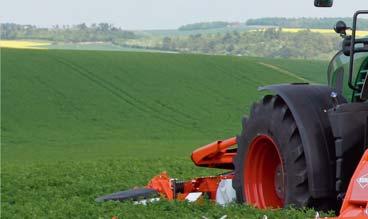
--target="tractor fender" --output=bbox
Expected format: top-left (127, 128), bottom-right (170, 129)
top-left (260, 84), bottom-right (347, 198)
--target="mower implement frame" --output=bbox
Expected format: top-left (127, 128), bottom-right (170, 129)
top-left (143, 171), bottom-right (234, 202)
top-left (191, 137), bottom-right (237, 169)
top-left (146, 138), bottom-right (238, 201)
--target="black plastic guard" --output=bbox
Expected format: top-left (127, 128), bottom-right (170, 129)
top-left (260, 84), bottom-right (346, 198)
top-left (328, 102), bottom-right (368, 195)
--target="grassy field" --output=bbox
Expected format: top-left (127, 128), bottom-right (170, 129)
top-left (45, 42), bottom-right (136, 51)
top-left (1, 48), bottom-right (330, 218)
top-left (0, 40), bottom-right (169, 53)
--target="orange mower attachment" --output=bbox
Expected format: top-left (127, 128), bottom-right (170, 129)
top-left (96, 137), bottom-right (238, 204)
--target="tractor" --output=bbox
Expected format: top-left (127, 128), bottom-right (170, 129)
top-left (232, 1), bottom-right (368, 212)
top-left (98, 0), bottom-right (368, 217)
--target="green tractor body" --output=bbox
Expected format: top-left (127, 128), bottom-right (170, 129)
top-left (328, 44), bottom-right (368, 101)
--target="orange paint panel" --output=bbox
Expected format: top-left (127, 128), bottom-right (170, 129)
top-left (351, 164), bottom-right (368, 203)
top-left (335, 150), bottom-right (368, 219)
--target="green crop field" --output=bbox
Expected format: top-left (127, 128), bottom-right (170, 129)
top-left (1, 48), bottom-right (332, 218)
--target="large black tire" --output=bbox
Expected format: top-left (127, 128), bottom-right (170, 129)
top-left (232, 95), bottom-right (335, 211)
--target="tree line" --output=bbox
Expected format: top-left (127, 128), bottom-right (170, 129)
top-left (135, 28), bottom-right (342, 59)
top-left (0, 23), bottom-right (136, 43)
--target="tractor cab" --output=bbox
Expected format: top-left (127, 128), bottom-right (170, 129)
top-left (321, 5), bottom-right (368, 101)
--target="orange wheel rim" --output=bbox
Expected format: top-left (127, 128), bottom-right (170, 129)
top-left (243, 134), bottom-right (285, 208)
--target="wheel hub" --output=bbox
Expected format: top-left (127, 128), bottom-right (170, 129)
top-left (274, 164), bottom-right (285, 200)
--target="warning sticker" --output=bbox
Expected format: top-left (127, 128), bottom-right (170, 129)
top-left (357, 173), bottom-right (368, 189)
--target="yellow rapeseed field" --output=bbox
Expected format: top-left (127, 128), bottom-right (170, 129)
top-left (0, 40), bottom-right (50, 49)
top-left (282, 28), bottom-right (368, 37)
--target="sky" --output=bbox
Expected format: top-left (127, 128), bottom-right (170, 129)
top-left (1, 0), bottom-right (366, 30)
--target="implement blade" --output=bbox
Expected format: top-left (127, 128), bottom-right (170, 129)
top-left (95, 188), bottom-right (158, 202)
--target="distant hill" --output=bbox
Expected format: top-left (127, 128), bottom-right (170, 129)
top-left (246, 17), bottom-right (368, 30)
top-left (178, 18), bottom-right (368, 32)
